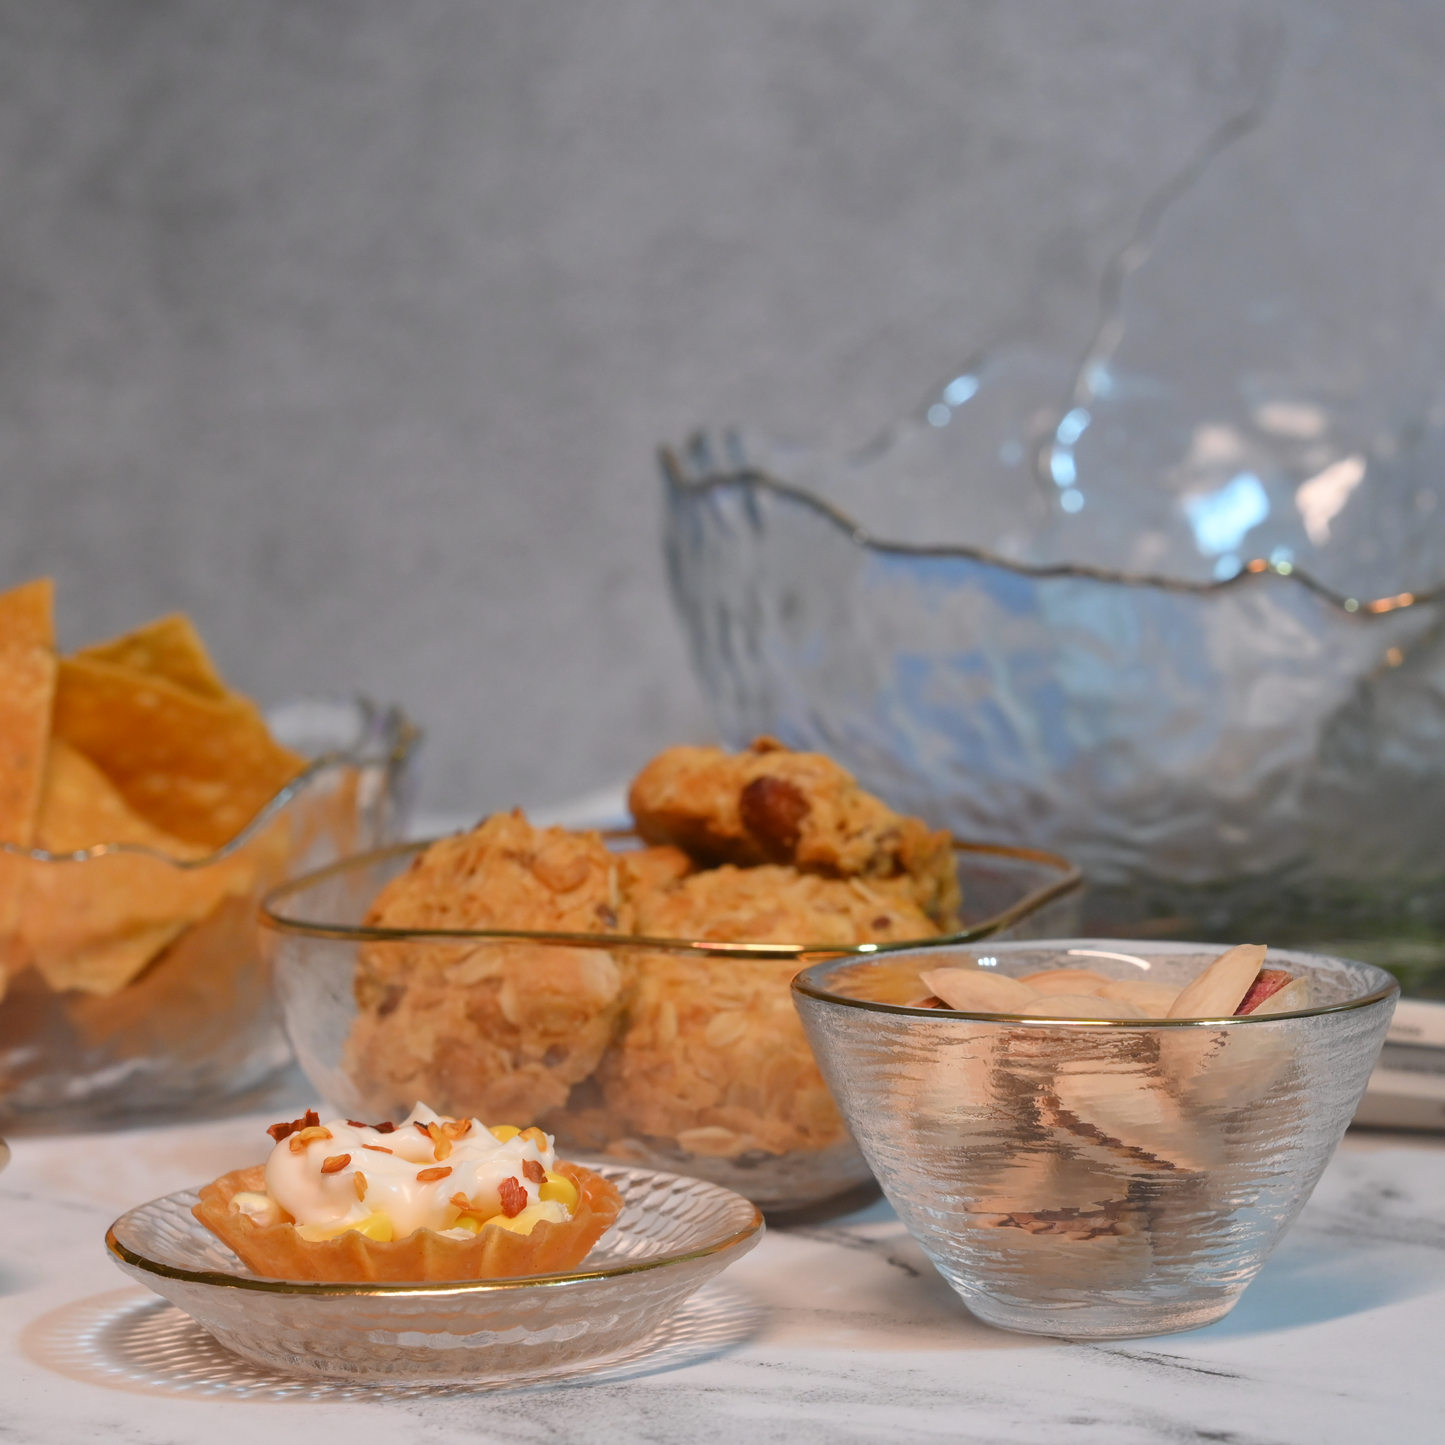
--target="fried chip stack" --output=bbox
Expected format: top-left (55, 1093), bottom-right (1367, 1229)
top-left (0, 579), bottom-right (306, 1000)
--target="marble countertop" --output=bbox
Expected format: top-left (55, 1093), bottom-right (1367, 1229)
top-left (3, 1100), bottom-right (1444, 1445)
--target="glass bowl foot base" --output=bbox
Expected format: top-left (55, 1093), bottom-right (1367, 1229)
top-left (960, 1288), bottom-right (1241, 1340)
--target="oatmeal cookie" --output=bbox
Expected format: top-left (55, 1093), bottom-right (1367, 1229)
top-left (629, 863), bottom-right (939, 946)
top-left (627, 739), bottom-right (960, 927)
top-left (349, 811), bottom-right (632, 1121)
top-left (594, 952), bottom-right (850, 1159)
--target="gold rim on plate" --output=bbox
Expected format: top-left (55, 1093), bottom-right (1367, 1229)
top-left (107, 1174), bottom-right (764, 1299)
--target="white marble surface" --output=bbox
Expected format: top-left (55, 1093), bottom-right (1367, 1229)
top-left (3, 1108), bottom-right (1444, 1444)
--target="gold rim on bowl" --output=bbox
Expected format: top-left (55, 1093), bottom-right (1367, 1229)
top-left (791, 941), bottom-right (1400, 1027)
top-left (259, 832), bottom-right (1083, 960)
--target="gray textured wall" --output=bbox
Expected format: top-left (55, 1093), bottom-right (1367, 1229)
top-left (0, 0), bottom-right (1241, 816)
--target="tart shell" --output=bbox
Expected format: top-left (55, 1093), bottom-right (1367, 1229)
top-left (192, 1160), bottom-right (623, 1283)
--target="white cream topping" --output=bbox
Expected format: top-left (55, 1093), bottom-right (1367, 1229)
top-left (257, 1103), bottom-right (566, 1240)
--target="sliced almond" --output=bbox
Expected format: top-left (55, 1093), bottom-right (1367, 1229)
top-left (288, 1125), bottom-right (333, 1154)
top-left (1165, 944), bottom-right (1267, 1020)
top-left (920, 967), bottom-right (1039, 1014)
top-left (1020, 994), bottom-right (1147, 1020)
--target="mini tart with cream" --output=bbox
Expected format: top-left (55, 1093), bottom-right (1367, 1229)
top-left (193, 1104), bottom-right (623, 1282)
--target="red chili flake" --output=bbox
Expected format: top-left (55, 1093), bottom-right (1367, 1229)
top-left (266, 1108), bottom-right (321, 1143)
top-left (374, 1121), bottom-right (396, 1134)
top-left (416, 1166), bottom-right (453, 1183)
top-left (320, 1154), bottom-right (351, 1174)
top-left (362, 1144), bottom-right (394, 1154)
top-left (345, 1120), bottom-right (369, 1129)
top-left (498, 1176), bottom-right (527, 1218)
top-left (1237, 969), bottom-right (1294, 1015)
top-left (521, 1158), bottom-right (546, 1185)
top-left (414, 1121), bottom-right (433, 1139)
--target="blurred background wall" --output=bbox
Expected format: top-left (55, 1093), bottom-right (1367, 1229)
top-left (0, 0), bottom-right (1246, 817)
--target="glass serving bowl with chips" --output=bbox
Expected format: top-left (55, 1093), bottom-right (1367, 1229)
top-left (0, 686), bottom-right (418, 1135)
top-left (261, 834), bottom-right (1080, 1212)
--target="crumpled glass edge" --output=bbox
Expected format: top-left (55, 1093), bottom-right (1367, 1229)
top-left (660, 443), bottom-right (1438, 619)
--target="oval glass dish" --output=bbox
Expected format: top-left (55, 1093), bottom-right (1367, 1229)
top-left (793, 939), bottom-right (1397, 1338)
top-left (0, 698), bottom-right (418, 1133)
top-left (261, 835), bottom-right (1080, 1213)
top-left (106, 1163), bottom-right (763, 1385)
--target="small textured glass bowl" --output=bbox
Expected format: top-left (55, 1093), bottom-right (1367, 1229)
top-left (793, 939), bottom-right (1397, 1338)
top-left (105, 1164), bottom-right (762, 1384)
top-left (261, 836), bottom-right (1080, 1212)
top-left (0, 698), bottom-right (418, 1134)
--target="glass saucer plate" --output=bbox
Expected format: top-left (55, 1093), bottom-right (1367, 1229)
top-left (105, 1163), bottom-right (763, 1385)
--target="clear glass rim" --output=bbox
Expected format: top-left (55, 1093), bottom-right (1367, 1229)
top-left (258, 833), bottom-right (1083, 960)
top-left (791, 939), bottom-right (1400, 1027)
top-left (0, 698), bottom-right (419, 872)
top-left (105, 1173), bottom-right (764, 1298)
top-left (662, 448), bottom-right (1438, 619)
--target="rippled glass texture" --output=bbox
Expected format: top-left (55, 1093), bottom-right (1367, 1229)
top-left (263, 838), bottom-right (1080, 1212)
top-left (106, 1165), bottom-right (762, 1384)
top-left (664, 2), bottom-right (1445, 935)
top-left (0, 699), bottom-right (418, 1133)
top-left (666, 462), bottom-right (1445, 933)
top-left (794, 941), bottom-right (1395, 1338)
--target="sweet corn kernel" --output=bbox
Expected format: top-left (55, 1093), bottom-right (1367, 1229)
top-left (483, 1201), bottom-right (568, 1236)
top-left (450, 1214), bottom-right (485, 1235)
top-left (539, 1171), bottom-right (579, 1209)
top-left (296, 1210), bottom-right (394, 1243)
top-left (352, 1211), bottom-right (395, 1242)
top-left (489, 1125), bottom-right (521, 1142)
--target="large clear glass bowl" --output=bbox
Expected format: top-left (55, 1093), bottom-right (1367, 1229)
top-left (662, 5), bottom-right (1445, 952)
top-left (0, 698), bottom-right (418, 1133)
top-left (793, 939), bottom-right (1396, 1338)
top-left (665, 456), bottom-right (1445, 949)
top-left (261, 835), bottom-right (1080, 1212)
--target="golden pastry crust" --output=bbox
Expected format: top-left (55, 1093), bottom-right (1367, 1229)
top-left (630, 864), bottom-right (939, 946)
top-left (193, 1161), bottom-right (623, 1283)
top-left (627, 739), bottom-right (960, 927)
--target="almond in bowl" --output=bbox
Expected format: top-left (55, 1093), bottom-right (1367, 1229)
top-left (791, 939), bottom-right (1398, 1338)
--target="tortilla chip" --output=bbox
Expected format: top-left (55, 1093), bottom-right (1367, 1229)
top-left (72, 612), bottom-right (230, 701)
top-left (16, 743), bottom-right (283, 995)
top-left (32, 920), bottom-right (193, 997)
top-left (34, 738), bottom-right (208, 856)
top-left (0, 576), bottom-right (55, 650)
top-left (0, 578), bottom-right (57, 846)
top-left (52, 655), bottom-right (306, 848)
top-left (0, 579), bottom-right (58, 995)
